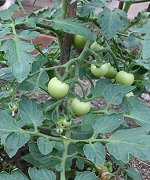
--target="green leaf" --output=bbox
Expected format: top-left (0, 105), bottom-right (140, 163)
top-left (5, 132), bottom-right (30, 149)
top-left (98, 8), bottom-right (128, 39)
top-left (126, 167), bottom-right (142, 180)
top-left (93, 114), bottom-right (123, 134)
top-left (135, 58), bottom-right (150, 70)
top-left (91, 79), bottom-right (112, 98)
top-left (37, 137), bottom-right (55, 155)
top-left (42, 99), bottom-right (63, 112)
top-left (19, 30), bottom-right (40, 40)
top-left (0, 4), bottom-right (19, 20)
top-left (121, 97), bottom-right (150, 126)
top-left (107, 127), bottom-right (150, 163)
top-left (0, 67), bottom-right (15, 81)
top-left (80, 113), bottom-right (98, 132)
top-left (28, 168), bottom-right (56, 180)
top-left (79, 0), bottom-right (107, 16)
top-left (51, 18), bottom-right (96, 41)
top-left (75, 171), bottom-right (98, 180)
top-left (19, 96), bottom-right (44, 128)
top-left (0, 91), bottom-right (9, 99)
top-left (0, 27), bottom-right (11, 38)
top-left (0, 39), bottom-right (35, 82)
top-left (0, 110), bottom-right (24, 135)
top-left (104, 84), bottom-right (135, 105)
top-left (0, 169), bottom-right (28, 180)
top-left (142, 33), bottom-right (150, 60)
top-left (83, 142), bottom-right (106, 165)
top-left (17, 61), bottom-right (49, 92)
top-left (76, 159), bottom-right (84, 170)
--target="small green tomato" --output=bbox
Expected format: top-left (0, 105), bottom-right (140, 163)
top-left (91, 63), bottom-right (109, 77)
top-left (71, 98), bottom-right (91, 116)
top-left (48, 77), bottom-right (69, 99)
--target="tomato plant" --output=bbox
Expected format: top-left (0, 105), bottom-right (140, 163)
top-left (0, 0), bottom-right (150, 180)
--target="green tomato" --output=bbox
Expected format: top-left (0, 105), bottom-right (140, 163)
top-left (115, 71), bottom-right (134, 85)
top-left (58, 119), bottom-right (72, 127)
top-left (91, 63), bottom-right (109, 77)
top-left (48, 77), bottom-right (69, 99)
top-left (9, 103), bottom-right (18, 111)
top-left (104, 65), bottom-right (117, 79)
top-left (73, 35), bottom-right (87, 48)
top-left (90, 42), bottom-right (102, 52)
top-left (71, 98), bottom-right (91, 116)
top-left (56, 127), bottom-right (63, 134)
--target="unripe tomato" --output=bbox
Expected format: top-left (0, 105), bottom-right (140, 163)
top-left (9, 103), bottom-right (18, 111)
top-left (73, 35), bottom-right (87, 48)
top-left (91, 63), bottom-right (109, 77)
top-left (115, 71), bottom-right (134, 85)
top-left (104, 65), bottom-right (117, 79)
top-left (71, 98), bottom-right (91, 116)
top-left (58, 119), bottom-right (72, 127)
top-left (48, 77), bottom-right (69, 99)
top-left (56, 127), bottom-right (63, 134)
top-left (90, 42), bottom-right (102, 52)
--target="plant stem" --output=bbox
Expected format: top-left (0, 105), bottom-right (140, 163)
top-left (123, 3), bottom-right (131, 13)
top-left (60, 133), bottom-right (70, 180)
top-left (61, 0), bottom-right (67, 20)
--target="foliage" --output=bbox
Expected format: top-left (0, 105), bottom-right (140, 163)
top-left (0, 0), bottom-right (150, 179)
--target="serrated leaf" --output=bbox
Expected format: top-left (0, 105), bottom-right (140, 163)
top-left (135, 58), bottom-right (150, 70)
top-left (0, 39), bottom-right (35, 83)
top-left (83, 142), bottom-right (106, 165)
top-left (19, 96), bottom-right (44, 128)
top-left (98, 8), bottom-right (128, 39)
top-left (75, 171), bottom-right (98, 180)
top-left (126, 167), bottom-right (142, 180)
top-left (107, 127), bottom-right (150, 163)
top-left (37, 137), bottom-right (55, 155)
top-left (5, 132), bottom-right (30, 149)
top-left (19, 30), bottom-right (40, 40)
top-left (0, 67), bottom-right (15, 81)
top-left (93, 114), bottom-right (123, 134)
top-left (0, 4), bottom-right (19, 20)
top-left (0, 110), bottom-right (24, 135)
top-left (91, 79), bottom-right (112, 98)
top-left (121, 96), bottom-right (150, 126)
top-left (42, 99), bottom-right (63, 112)
top-left (79, 0), bottom-right (108, 16)
top-left (51, 18), bottom-right (96, 41)
top-left (0, 169), bottom-right (29, 180)
top-left (0, 27), bottom-right (11, 38)
top-left (104, 84), bottom-right (135, 105)
top-left (0, 91), bottom-right (9, 98)
top-left (80, 113), bottom-right (98, 132)
top-left (28, 168), bottom-right (56, 180)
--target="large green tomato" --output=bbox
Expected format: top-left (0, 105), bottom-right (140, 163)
top-left (104, 65), bottom-right (117, 79)
top-left (48, 77), bottom-right (69, 98)
top-left (115, 71), bottom-right (134, 85)
top-left (71, 98), bottom-right (91, 116)
top-left (90, 42), bottom-right (102, 52)
top-left (73, 35), bottom-right (87, 48)
top-left (91, 63), bottom-right (109, 77)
